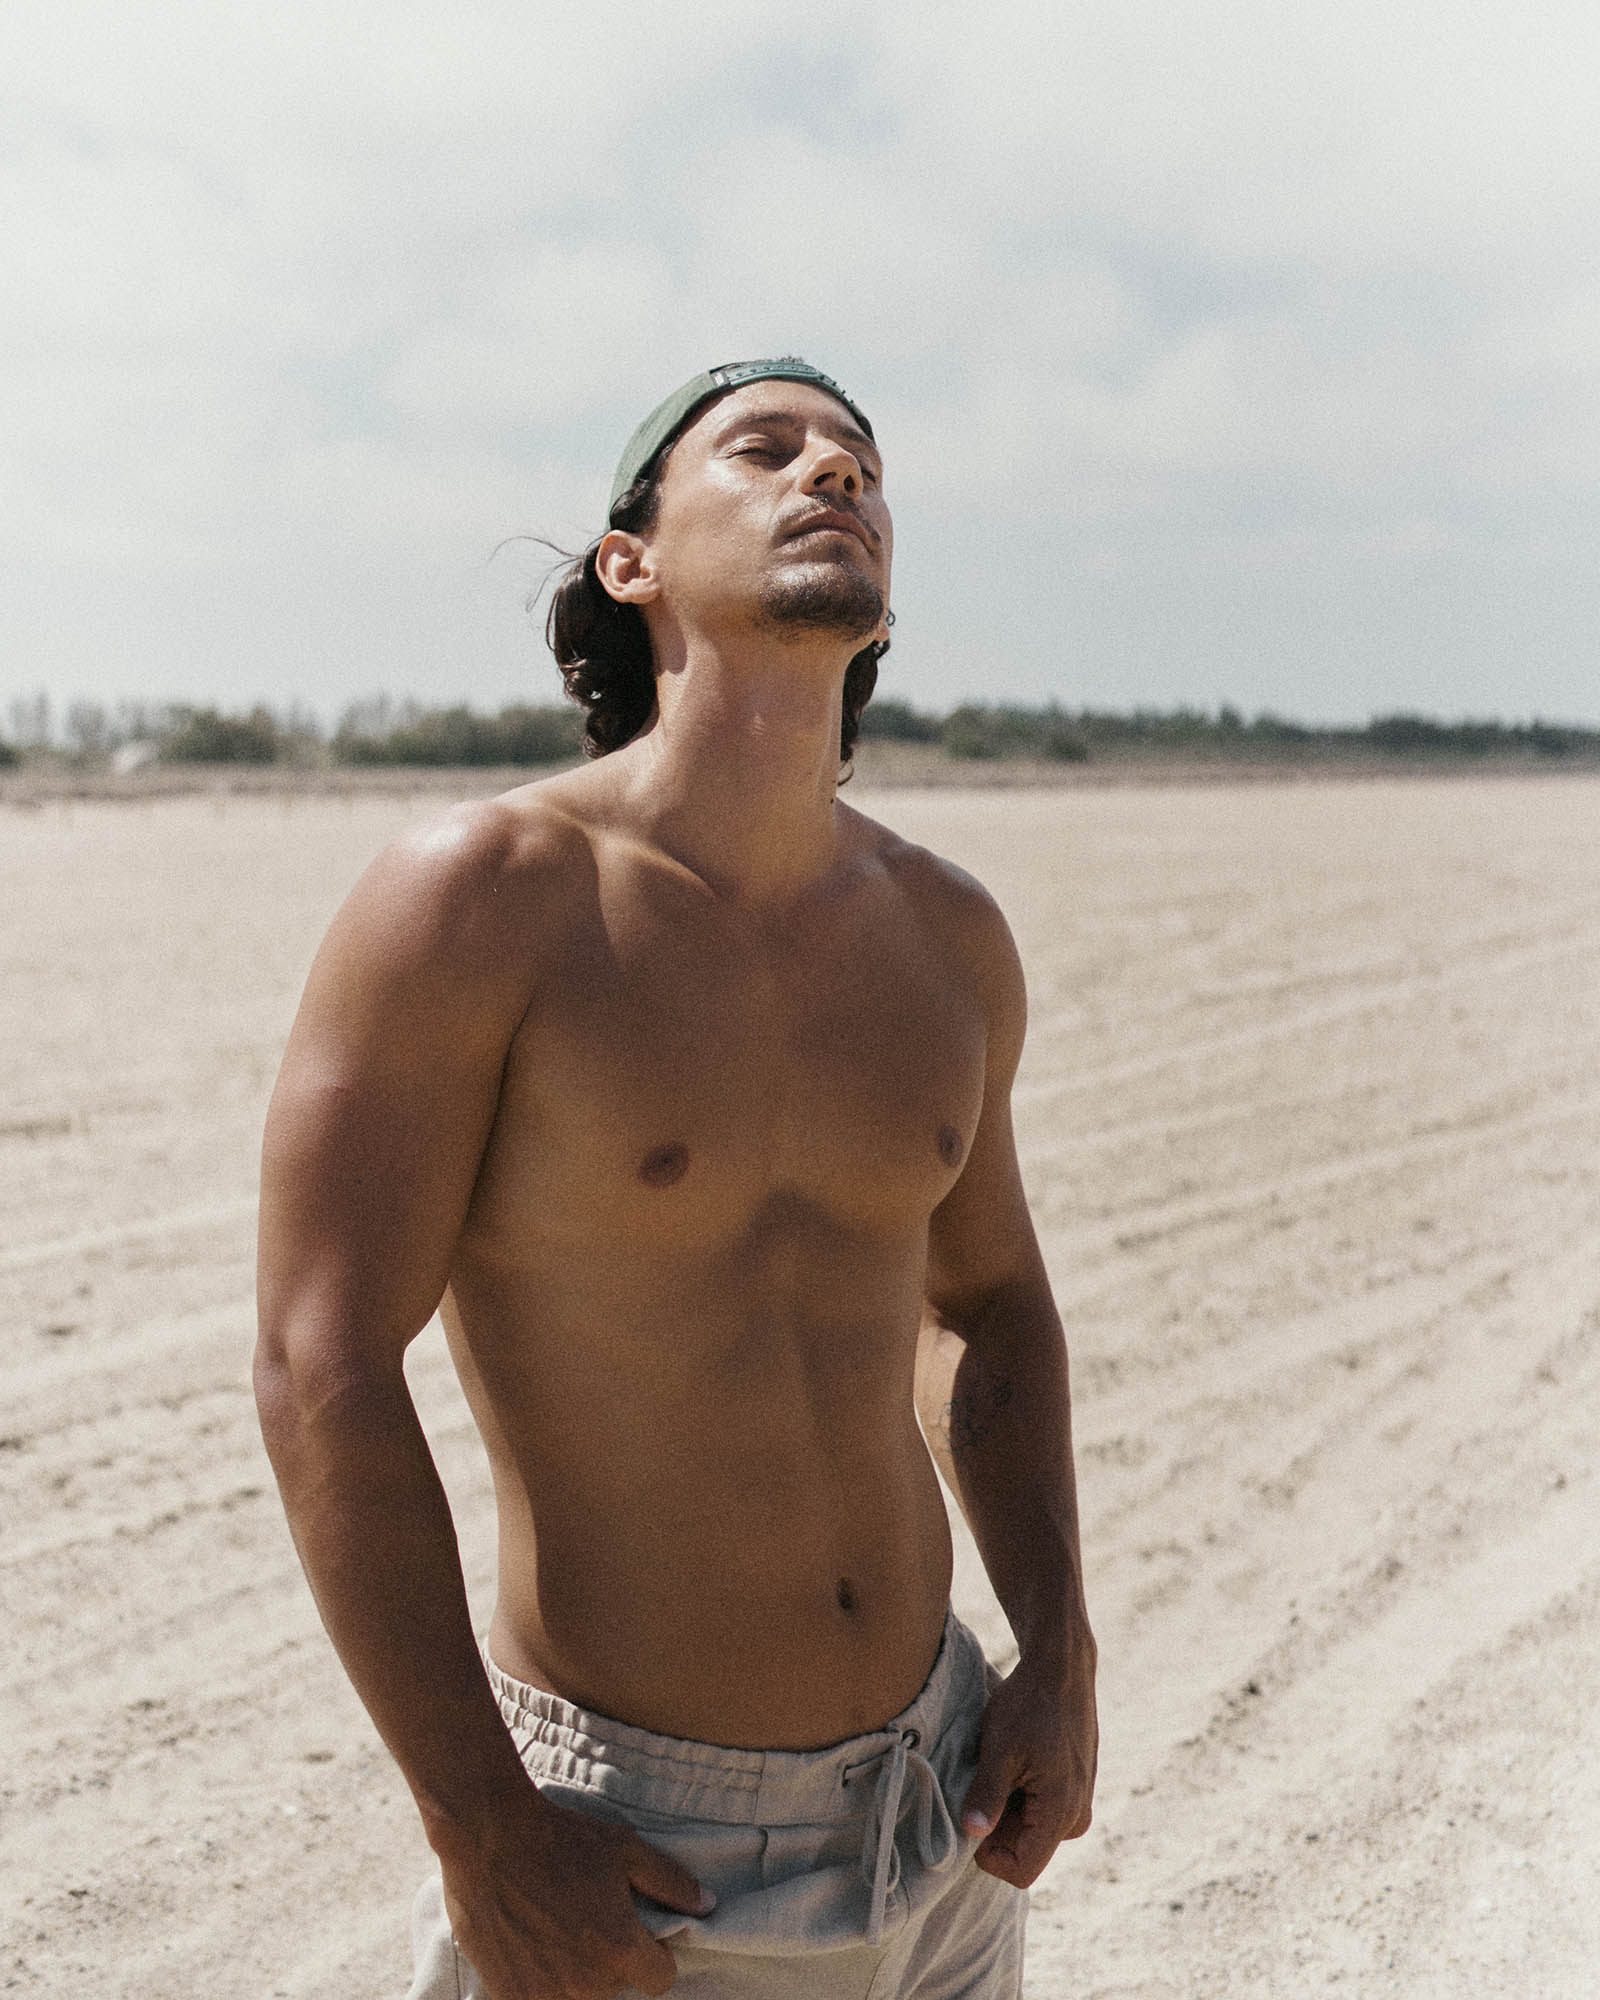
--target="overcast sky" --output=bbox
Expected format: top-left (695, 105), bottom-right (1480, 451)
top-left (5, 1), bottom-right (1598, 730)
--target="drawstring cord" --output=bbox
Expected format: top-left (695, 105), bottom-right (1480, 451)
top-left (847, 1728), bottom-right (960, 1945)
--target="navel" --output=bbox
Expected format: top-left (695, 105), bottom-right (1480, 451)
top-left (836, 1578), bottom-right (858, 1615)
top-left (937, 1124), bottom-right (965, 1170)
top-left (638, 1141), bottom-right (690, 1188)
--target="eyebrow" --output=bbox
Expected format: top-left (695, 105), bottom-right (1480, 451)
top-left (713, 404), bottom-right (881, 465)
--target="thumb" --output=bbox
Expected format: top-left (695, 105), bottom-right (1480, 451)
top-left (961, 1742), bottom-right (1021, 1840)
top-left (629, 1835), bottom-right (717, 1917)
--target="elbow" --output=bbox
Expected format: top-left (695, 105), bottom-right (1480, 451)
top-left (251, 1307), bottom-right (362, 1459)
top-left (252, 1300), bottom-right (409, 1471)
top-left (252, 1314), bottom-right (325, 1477)
top-left (252, 1325), bottom-right (298, 1454)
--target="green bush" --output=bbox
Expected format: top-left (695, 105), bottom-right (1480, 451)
top-left (1245, 711), bottom-right (1314, 745)
top-left (1038, 716), bottom-right (1091, 761)
top-left (1361, 714), bottom-right (1581, 757)
top-left (494, 704), bottom-right (585, 763)
top-left (857, 698), bottom-right (942, 743)
top-left (162, 706), bottom-right (282, 763)
top-left (941, 704), bottom-right (1089, 761)
top-left (334, 702), bottom-right (582, 767)
top-left (940, 706), bottom-right (1006, 759)
top-left (1367, 713), bottom-right (1451, 754)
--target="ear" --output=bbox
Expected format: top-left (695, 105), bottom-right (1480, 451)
top-left (595, 529), bottom-right (660, 607)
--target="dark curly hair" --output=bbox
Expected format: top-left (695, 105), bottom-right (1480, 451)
top-left (545, 459), bottom-right (889, 764)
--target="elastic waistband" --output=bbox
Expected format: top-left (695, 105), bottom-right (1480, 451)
top-left (484, 1607), bottom-right (988, 1828)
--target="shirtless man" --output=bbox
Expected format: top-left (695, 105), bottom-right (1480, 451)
top-left (255, 358), bottom-right (1097, 2000)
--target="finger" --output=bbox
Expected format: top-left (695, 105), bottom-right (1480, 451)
top-left (985, 1805), bottom-right (1056, 1888)
top-left (623, 1933), bottom-right (681, 1999)
top-left (974, 1838), bottom-right (1027, 1887)
top-left (961, 1750), bottom-right (1023, 1841)
top-left (972, 1788), bottom-right (1030, 1881)
top-left (1055, 1746), bottom-right (1097, 1839)
top-left (1061, 1784), bottom-right (1095, 1840)
top-left (628, 1835), bottom-right (717, 1917)
top-left (976, 1782), bottom-right (1084, 1889)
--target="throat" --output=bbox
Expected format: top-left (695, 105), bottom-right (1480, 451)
top-left (632, 688), bottom-right (847, 902)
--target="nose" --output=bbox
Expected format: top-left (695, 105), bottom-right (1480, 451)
top-left (802, 434), bottom-right (863, 498)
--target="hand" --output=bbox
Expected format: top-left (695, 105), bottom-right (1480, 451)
top-left (437, 1782), bottom-right (714, 2000)
top-left (959, 1650), bottom-right (1098, 1889)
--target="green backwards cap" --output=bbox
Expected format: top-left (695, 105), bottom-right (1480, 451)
top-left (608, 357), bottom-right (873, 519)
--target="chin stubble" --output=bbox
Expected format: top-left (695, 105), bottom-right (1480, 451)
top-left (757, 562), bottom-right (884, 644)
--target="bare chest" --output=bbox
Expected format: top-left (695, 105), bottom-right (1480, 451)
top-left (465, 883), bottom-right (987, 1259)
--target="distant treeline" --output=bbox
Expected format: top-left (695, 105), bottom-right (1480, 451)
top-left (4, 693), bottom-right (1600, 769)
top-left (858, 700), bottom-right (1600, 762)
top-left (330, 698), bottom-right (583, 767)
top-left (0, 696), bottom-right (584, 768)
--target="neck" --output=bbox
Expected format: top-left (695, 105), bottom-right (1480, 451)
top-left (619, 628), bottom-right (854, 903)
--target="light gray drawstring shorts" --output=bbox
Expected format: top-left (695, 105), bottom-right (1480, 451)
top-left (405, 1609), bottom-right (1026, 1998)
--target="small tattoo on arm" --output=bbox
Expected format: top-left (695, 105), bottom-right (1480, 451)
top-left (941, 1376), bottom-right (1015, 1452)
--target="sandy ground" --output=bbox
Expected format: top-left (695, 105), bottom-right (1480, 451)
top-left (3, 776), bottom-right (1598, 1998)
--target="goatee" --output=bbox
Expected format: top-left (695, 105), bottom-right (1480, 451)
top-left (757, 562), bottom-right (884, 644)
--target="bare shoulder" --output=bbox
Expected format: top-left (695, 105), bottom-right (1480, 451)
top-left (262, 777), bottom-right (613, 1351)
top-left (273, 774), bottom-right (609, 1157)
top-left (320, 774), bottom-right (600, 986)
top-left (841, 803), bottom-right (1026, 1037)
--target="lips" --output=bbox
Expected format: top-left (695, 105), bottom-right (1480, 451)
top-left (782, 507), bottom-right (878, 554)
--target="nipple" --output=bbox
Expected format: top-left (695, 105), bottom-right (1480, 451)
top-left (936, 1124), bottom-right (965, 1169)
top-left (639, 1142), bottom-right (690, 1187)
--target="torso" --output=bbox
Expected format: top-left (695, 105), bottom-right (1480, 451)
top-left (438, 771), bottom-right (993, 1749)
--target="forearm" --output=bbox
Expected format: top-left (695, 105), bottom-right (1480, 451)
top-left (255, 1333), bottom-right (712, 1991)
top-left (931, 1286), bottom-right (1095, 1677)
top-left (254, 1338), bottom-right (532, 1853)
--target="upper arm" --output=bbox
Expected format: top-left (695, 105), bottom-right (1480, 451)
top-left (922, 877), bottom-right (1048, 1333)
top-left (256, 805), bottom-right (548, 1380)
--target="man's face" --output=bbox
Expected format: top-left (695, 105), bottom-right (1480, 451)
top-left (638, 381), bottom-right (893, 649)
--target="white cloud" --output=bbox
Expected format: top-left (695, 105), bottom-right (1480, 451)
top-left (381, 241), bottom-right (680, 433)
top-left (885, 0), bottom-right (1600, 271)
top-left (2, 0), bottom-right (1598, 722)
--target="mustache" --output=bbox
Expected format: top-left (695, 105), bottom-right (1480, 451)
top-left (778, 499), bottom-right (882, 552)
